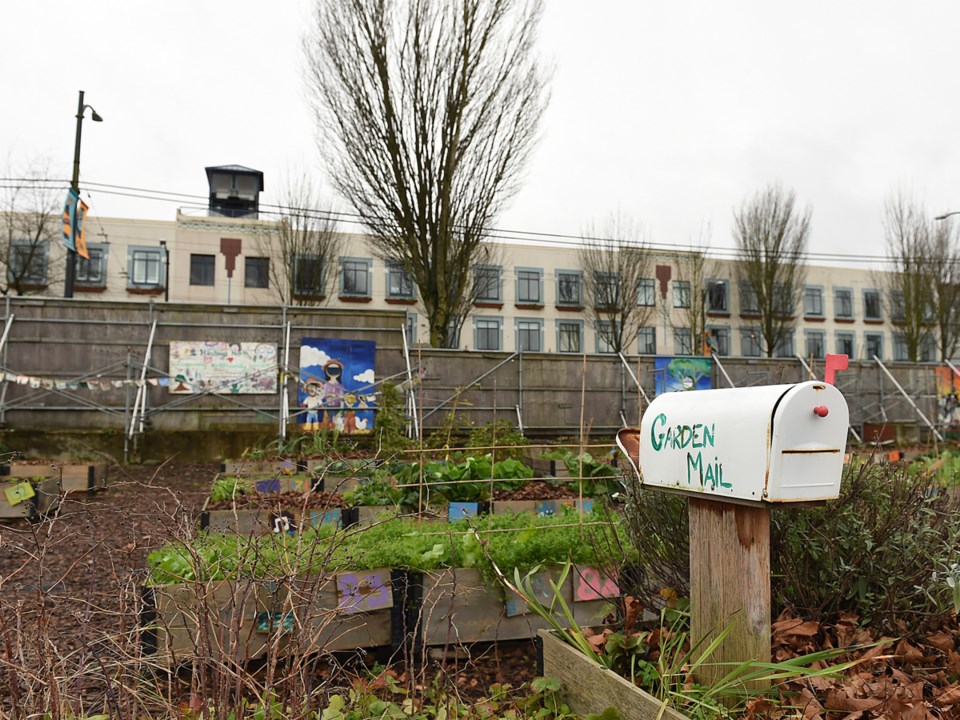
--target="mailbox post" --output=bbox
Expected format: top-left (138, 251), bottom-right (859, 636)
top-left (617, 381), bottom-right (849, 689)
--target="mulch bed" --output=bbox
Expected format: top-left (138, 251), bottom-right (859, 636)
top-left (492, 480), bottom-right (581, 501)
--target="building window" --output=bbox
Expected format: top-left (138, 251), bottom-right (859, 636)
top-left (474, 317), bottom-right (502, 351)
top-left (474, 264), bottom-right (502, 303)
top-left (741, 327), bottom-right (762, 357)
top-left (864, 332), bottom-right (883, 360)
top-left (836, 331), bottom-right (855, 358)
top-left (920, 335), bottom-right (937, 362)
top-left (804, 330), bottom-right (826, 360)
top-left (595, 320), bottom-right (619, 353)
top-left (445, 317), bottom-right (461, 348)
top-left (76, 244), bottom-right (106, 287)
top-left (773, 284), bottom-right (794, 316)
top-left (128, 246), bottom-right (163, 288)
top-left (244, 256), bottom-right (269, 289)
top-left (637, 278), bottom-right (656, 307)
top-left (673, 327), bottom-right (693, 355)
top-left (773, 331), bottom-right (795, 358)
top-left (556, 270), bottom-right (583, 307)
top-left (516, 268), bottom-right (543, 305)
top-left (834, 288), bottom-right (854, 319)
top-left (638, 327), bottom-right (656, 355)
top-left (387, 261), bottom-right (414, 299)
top-left (803, 286), bottom-right (823, 317)
top-left (293, 254), bottom-right (325, 297)
top-left (594, 272), bottom-right (620, 308)
top-left (889, 290), bottom-right (905, 322)
top-left (8, 241), bottom-right (49, 286)
top-left (707, 326), bottom-right (730, 356)
top-left (739, 282), bottom-right (759, 314)
top-left (673, 280), bottom-right (691, 309)
top-left (893, 333), bottom-right (908, 361)
top-left (340, 257), bottom-right (371, 297)
top-left (863, 289), bottom-right (882, 321)
top-left (405, 312), bottom-right (417, 346)
top-left (516, 318), bottom-right (543, 352)
top-left (189, 254), bottom-right (215, 286)
top-left (706, 280), bottom-right (728, 313)
top-left (557, 320), bottom-right (583, 353)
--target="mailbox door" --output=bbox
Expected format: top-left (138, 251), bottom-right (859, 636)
top-left (636, 384), bottom-right (795, 504)
top-left (767, 382), bottom-right (848, 502)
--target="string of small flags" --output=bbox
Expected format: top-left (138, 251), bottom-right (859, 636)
top-left (0, 374), bottom-right (177, 391)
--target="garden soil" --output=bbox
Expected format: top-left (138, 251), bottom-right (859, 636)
top-left (0, 463), bottom-right (538, 714)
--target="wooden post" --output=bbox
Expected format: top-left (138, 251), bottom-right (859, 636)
top-left (688, 497), bottom-right (770, 690)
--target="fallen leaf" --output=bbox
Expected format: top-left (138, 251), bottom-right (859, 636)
top-left (925, 631), bottom-right (955, 653)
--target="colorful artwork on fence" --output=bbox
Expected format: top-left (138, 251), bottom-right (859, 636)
top-left (654, 356), bottom-right (712, 395)
top-left (298, 337), bottom-right (376, 434)
top-left (935, 367), bottom-right (960, 429)
top-left (168, 341), bottom-right (277, 394)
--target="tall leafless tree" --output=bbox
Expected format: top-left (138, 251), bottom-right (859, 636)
top-left (669, 231), bottom-right (719, 356)
top-left (929, 219), bottom-right (960, 361)
top-left (732, 184), bottom-right (810, 357)
top-left (880, 195), bottom-right (935, 362)
top-left (254, 175), bottom-right (340, 306)
top-left (579, 213), bottom-right (656, 354)
top-left (305, 0), bottom-right (549, 347)
top-left (0, 162), bottom-right (64, 296)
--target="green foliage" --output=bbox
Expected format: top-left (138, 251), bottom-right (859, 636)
top-left (374, 380), bottom-right (414, 455)
top-left (147, 509), bottom-right (632, 586)
top-left (909, 448), bottom-right (960, 486)
top-left (540, 448), bottom-right (622, 498)
top-left (466, 419), bottom-right (528, 461)
top-left (392, 454), bottom-right (534, 502)
top-left (343, 476), bottom-right (415, 507)
top-left (209, 475), bottom-right (252, 503)
top-left (622, 459), bottom-right (960, 634)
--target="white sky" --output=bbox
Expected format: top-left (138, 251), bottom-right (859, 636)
top-left (4, 1), bottom-right (960, 265)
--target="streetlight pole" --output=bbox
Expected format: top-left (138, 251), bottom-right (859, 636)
top-left (64, 90), bottom-right (103, 298)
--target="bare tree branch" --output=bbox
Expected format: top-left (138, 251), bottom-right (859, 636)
top-left (732, 184), bottom-right (810, 357)
top-left (579, 213), bottom-right (656, 354)
top-left (305, 0), bottom-right (549, 347)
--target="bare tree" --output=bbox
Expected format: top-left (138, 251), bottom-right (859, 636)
top-left (732, 184), bottom-right (810, 357)
top-left (930, 219), bottom-right (960, 361)
top-left (0, 162), bottom-right (65, 296)
top-left (669, 230), bottom-right (719, 356)
top-left (305, 0), bottom-right (549, 347)
top-left (579, 214), bottom-right (656, 354)
top-left (880, 195), bottom-right (935, 362)
top-left (254, 175), bottom-right (340, 306)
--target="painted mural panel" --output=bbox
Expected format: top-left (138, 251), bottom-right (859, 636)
top-left (168, 341), bottom-right (278, 394)
top-left (654, 356), bottom-right (712, 395)
top-left (935, 366), bottom-right (960, 429)
top-left (298, 338), bottom-right (376, 434)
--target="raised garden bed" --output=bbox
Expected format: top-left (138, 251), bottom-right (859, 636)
top-left (538, 629), bottom-right (688, 720)
top-left (1, 462), bottom-right (108, 493)
top-left (0, 477), bottom-right (61, 521)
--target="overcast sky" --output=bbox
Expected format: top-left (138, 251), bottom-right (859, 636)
top-left (4, 2), bottom-right (960, 266)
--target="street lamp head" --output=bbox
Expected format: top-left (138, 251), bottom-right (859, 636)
top-left (90, 109), bottom-right (103, 122)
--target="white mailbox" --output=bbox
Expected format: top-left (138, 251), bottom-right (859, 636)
top-left (618, 381), bottom-right (850, 505)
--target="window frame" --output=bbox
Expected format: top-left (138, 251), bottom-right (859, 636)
top-left (474, 316), bottom-right (502, 351)
top-left (739, 281), bottom-right (759, 315)
top-left (804, 329), bottom-right (826, 360)
top-left (802, 285), bottom-right (824, 317)
top-left (673, 327), bottom-right (693, 356)
top-left (75, 243), bottom-right (107, 287)
top-left (864, 331), bottom-right (884, 361)
top-left (555, 269), bottom-right (584, 307)
top-left (516, 317), bottom-right (544, 352)
top-left (189, 254), bottom-right (216, 287)
top-left (637, 326), bottom-right (657, 355)
top-left (127, 245), bottom-right (164, 290)
top-left (556, 319), bottom-right (583, 353)
top-left (706, 325), bottom-right (730, 356)
top-left (835, 330), bottom-right (855, 358)
top-left (515, 267), bottom-right (543, 306)
top-left (386, 261), bottom-right (415, 300)
top-left (292, 253), bottom-right (326, 298)
top-left (706, 279), bottom-right (728, 313)
top-left (834, 287), bottom-right (854, 320)
top-left (673, 280), bottom-right (691, 309)
top-left (595, 319), bottom-right (620, 354)
top-left (637, 278), bottom-right (656, 307)
top-left (243, 256), bottom-right (270, 289)
top-left (339, 256), bottom-right (372, 298)
top-left (474, 264), bottom-right (503, 303)
top-left (863, 288), bottom-right (883, 321)
top-left (740, 326), bottom-right (762, 357)
top-left (594, 271), bottom-right (620, 308)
